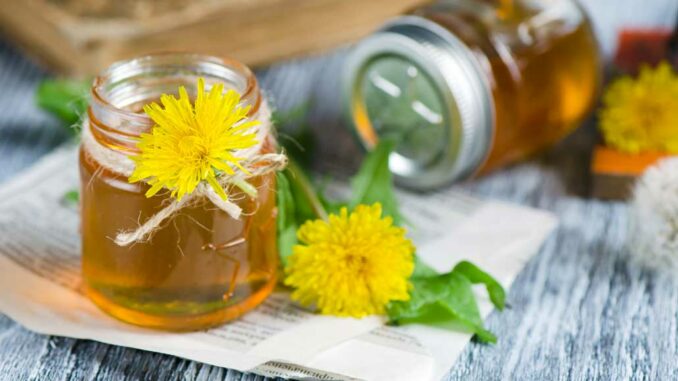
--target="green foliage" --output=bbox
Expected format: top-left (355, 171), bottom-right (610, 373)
top-left (317, 187), bottom-right (344, 216)
top-left (275, 135), bottom-right (506, 343)
top-left (349, 138), bottom-right (403, 225)
top-left (271, 101), bottom-right (311, 129)
top-left (62, 189), bottom-right (79, 204)
top-left (453, 261), bottom-right (506, 311)
top-left (275, 134), bottom-right (506, 343)
top-left (35, 79), bottom-right (90, 131)
top-left (286, 160), bottom-right (328, 223)
top-left (276, 137), bottom-right (402, 232)
top-left (38, 78), bottom-right (90, 202)
top-left (276, 172), bottom-right (298, 267)
top-left (276, 160), bottom-right (331, 268)
top-left (272, 102), bottom-right (315, 167)
top-left (412, 255), bottom-right (439, 279)
top-left (275, 139), bottom-right (402, 268)
top-left (387, 260), bottom-right (505, 344)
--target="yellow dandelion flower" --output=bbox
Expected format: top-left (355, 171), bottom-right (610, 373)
top-left (599, 62), bottom-right (678, 154)
top-left (284, 203), bottom-right (415, 317)
top-left (129, 78), bottom-right (259, 200)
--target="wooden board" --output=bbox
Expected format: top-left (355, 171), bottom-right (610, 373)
top-left (0, 0), bottom-right (430, 74)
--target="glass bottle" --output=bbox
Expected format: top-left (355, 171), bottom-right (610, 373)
top-left (343, 0), bottom-right (601, 189)
top-left (79, 54), bottom-right (278, 330)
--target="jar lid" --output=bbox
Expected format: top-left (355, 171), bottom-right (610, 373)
top-left (343, 16), bottom-right (494, 190)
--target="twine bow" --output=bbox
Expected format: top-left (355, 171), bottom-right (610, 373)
top-left (81, 102), bottom-right (286, 247)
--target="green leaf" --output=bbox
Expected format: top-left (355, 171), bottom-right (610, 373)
top-left (271, 101), bottom-right (311, 127)
top-left (231, 178), bottom-right (258, 198)
top-left (62, 189), bottom-right (79, 204)
top-left (349, 138), bottom-right (403, 225)
top-left (412, 255), bottom-right (438, 279)
top-left (272, 101), bottom-right (315, 167)
top-left (281, 126), bottom-right (315, 168)
top-left (317, 189), bottom-right (345, 216)
top-left (452, 261), bottom-right (506, 310)
top-left (387, 271), bottom-right (496, 343)
top-left (276, 172), bottom-right (298, 267)
top-left (35, 79), bottom-right (90, 130)
top-left (286, 160), bottom-right (328, 222)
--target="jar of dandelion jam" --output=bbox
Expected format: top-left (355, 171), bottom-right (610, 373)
top-left (79, 54), bottom-right (285, 330)
top-left (344, 0), bottom-right (601, 189)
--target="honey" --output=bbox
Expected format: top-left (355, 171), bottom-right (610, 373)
top-left (419, 2), bottom-right (601, 172)
top-left (343, 0), bottom-right (601, 189)
top-left (79, 54), bottom-right (278, 330)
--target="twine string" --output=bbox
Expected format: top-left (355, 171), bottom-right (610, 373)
top-left (81, 102), bottom-right (286, 247)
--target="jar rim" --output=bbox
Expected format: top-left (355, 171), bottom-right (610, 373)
top-left (90, 53), bottom-right (261, 129)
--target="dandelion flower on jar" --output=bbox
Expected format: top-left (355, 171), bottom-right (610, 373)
top-left (129, 78), bottom-right (259, 200)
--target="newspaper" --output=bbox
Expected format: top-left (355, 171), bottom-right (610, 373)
top-left (0, 146), bottom-right (557, 381)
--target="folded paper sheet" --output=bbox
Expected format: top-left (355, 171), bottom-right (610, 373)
top-left (0, 147), bottom-right (557, 381)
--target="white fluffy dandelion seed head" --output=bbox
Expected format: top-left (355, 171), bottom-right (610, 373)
top-left (630, 157), bottom-right (678, 271)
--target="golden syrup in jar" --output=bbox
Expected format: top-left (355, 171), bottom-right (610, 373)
top-left (80, 54), bottom-right (278, 330)
top-left (343, 0), bottom-right (601, 189)
top-left (420, 2), bottom-right (601, 172)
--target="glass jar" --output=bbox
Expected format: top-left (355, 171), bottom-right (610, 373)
top-left (343, 0), bottom-right (601, 189)
top-left (79, 54), bottom-right (278, 330)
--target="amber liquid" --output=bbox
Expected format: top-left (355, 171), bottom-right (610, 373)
top-left (424, 3), bottom-right (601, 172)
top-left (80, 138), bottom-right (278, 330)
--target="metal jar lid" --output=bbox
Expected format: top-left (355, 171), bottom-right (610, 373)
top-left (342, 15), bottom-right (494, 190)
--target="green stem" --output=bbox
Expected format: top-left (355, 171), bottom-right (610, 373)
top-left (287, 159), bottom-right (328, 221)
top-left (231, 178), bottom-right (258, 198)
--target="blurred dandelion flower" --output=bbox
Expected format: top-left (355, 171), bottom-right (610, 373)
top-left (599, 62), bottom-right (678, 154)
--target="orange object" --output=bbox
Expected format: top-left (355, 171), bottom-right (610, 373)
top-left (591, 146), bottom-right (672, 199)
top-left (592, 146), bottom-right (669, 176)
